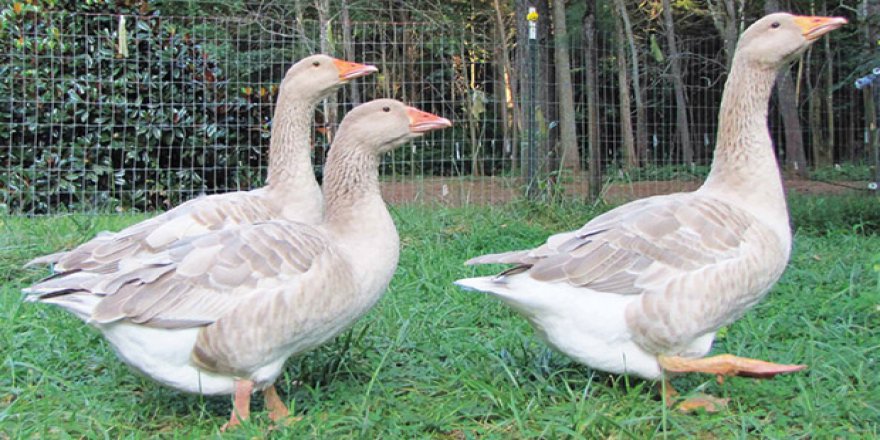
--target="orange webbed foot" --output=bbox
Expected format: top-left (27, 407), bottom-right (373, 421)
top-left (263, 384), bottom-right (290, 422)
top-left (659, 354), bottom-right (806, 378)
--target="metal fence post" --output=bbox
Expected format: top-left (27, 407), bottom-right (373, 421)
top-left (526, 6), bottom-right (538, 199)
top-left (874, 85), bottom-right (880, 193)
top-left (855, 67), bottom-right (880, 194)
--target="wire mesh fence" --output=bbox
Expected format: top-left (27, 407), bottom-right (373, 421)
top-left (1, 2), bottom-right (874, 214)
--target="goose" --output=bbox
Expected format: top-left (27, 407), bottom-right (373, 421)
top-left (23, 99), bottom-right (452, 429)
top-left (455, 13), bottom-right (846, 409)
top-left (26, 54), bottom-right (377, 270)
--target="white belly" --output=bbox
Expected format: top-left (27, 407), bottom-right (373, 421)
top-left (456, 276), bottom-right (715, 380)
top-left (98, 322), bottom-right (236, 395)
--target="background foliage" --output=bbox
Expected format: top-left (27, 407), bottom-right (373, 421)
top-left (1, 0), bottom-right (877, 214)
top-left (1, 0), bottom-right (277, 212)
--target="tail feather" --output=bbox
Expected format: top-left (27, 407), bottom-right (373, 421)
top-left (39, 293), bottom-right (100, 321)
top-left (24, 228), bottom-right (120, 268)
top-left (454, 276), bottom-right (508, 294)
top-left (455, 275), bottom-right (569, 317)
top-left (25, 251), bottom-right (67, 268)
top-left (464, 250), bottom-right (531, 266)
top-left (23, 271), bottom-right (104, 296)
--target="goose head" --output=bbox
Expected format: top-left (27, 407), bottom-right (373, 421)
top-left (279, 54), bottom-right (378, 101)
top-left (336, 99), bottom-right (452, 154)
top-left (736, 13), bottom-right (847, 69)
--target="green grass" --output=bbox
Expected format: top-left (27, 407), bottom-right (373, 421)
top-left (2, 195), bottom-right (879, 438)
top-left (809, 163), bottom-right (875, 182)
top-left (606, 163), bottom-right (712, 182)
top-left (603, 163), bottom-right (875, 184)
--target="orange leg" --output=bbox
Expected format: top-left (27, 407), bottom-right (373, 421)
top-left (658, 354), bottom-right (806, 381)
top-left (221, 379), bottom-right (254, 432)
top-left (660, 379), bottom-right (679, 406)
top-left (263, 384), bottom-right (290, 423)
top-left (658, 354), bottom-right (805, 413)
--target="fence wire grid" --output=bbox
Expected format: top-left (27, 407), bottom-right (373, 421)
top-left (1, 2), bottom-right (875, 214)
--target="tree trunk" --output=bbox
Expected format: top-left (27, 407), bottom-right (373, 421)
top-left (810, 85), bottom-right (833, 167)
top-left (315, 0), bottom-right (336, 143)
top-left (612, 3), bottom-right (637, 171)
top-left (636, 53), bottom-right (648, 164)
top-left (462, 41), bottom-right (482, 177)
top-left (540, 1), bottom-right (556, 185)
top-left (292, 0), bottom-right (313, 53)
top-left (800, 17), bottom-right (832, 171)
top-left (661, 0), bottom-right (693, 164)
top-left (706, 0), bottom-right (740, 70)
top-left (765, 0), bottom-right (807, 176)
top-left (340, 0), bottom-right (360, 105)
top-left (402, 14), bottom-right (420, 105)
top-left (865, 88), bottom-right (877, 169)
top-left (492, 0), bottom-right (515, 163)
top-left (584, 1), bottom-right (602, 201)
top-left (846, 100), bottom-right (856, 163)
top-left (776, 68), bottom-right (809, 176)
top-left (514, 0), bottom-right (528, 175)
top-left (823, 2), bottom-right (835, 166)
top-left (613, 0), bottom-right (647, 165)
top-left (551, 0), bottom-right (580, 172)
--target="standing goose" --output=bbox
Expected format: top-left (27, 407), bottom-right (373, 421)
top-left (24, 99), bottom-right (452, 429)
top-left (455, 13), bottom-right (846, 407)
top-left (26, 54), bottom-right (377, 270)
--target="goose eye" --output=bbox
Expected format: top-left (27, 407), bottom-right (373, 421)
top-left (382, 106), bottom-right (390, 112)
top-left (312, 61), bottom-right (320, 67)
top-left (770, 22), bottom-right (780, 29)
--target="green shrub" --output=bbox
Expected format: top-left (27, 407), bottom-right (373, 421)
top-left (0, 0), bottom-right (275, 214)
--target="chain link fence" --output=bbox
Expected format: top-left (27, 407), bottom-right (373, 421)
top-left (1, 1), bottom-right (874, 214)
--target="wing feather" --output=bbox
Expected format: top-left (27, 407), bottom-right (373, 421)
top-left (31, 220), bottom-right (333, 330)
top-left (26, 190), bottom-right (281, 272)
top-left (466, 194), bottom-right (760, 296)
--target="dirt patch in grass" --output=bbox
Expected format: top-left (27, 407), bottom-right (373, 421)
top-left (381, 176), bottom-right (870, 205)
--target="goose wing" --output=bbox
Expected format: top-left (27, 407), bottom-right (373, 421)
top-left (26, 190), bottom-right (284, 272)
top-left (26, 220), bottom-right (336, 329)
top-left (467, 194), bottom-right (776, 297)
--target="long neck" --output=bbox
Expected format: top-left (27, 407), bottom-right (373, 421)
top-left (701, 55), bottom-right (788, 222)
top-left (266, 98), bottom-right (317, 188)
top-left (322, 134), bottom-right (400, 295)
top-left (323, 136), bottom-right (383, 225)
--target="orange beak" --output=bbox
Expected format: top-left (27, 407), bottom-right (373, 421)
top-left (332, 59), bottom-right (379, 80)
top-left (792, 15), bottom-right (847, 41)
top-left (406, 107), bottom-right (452, 133)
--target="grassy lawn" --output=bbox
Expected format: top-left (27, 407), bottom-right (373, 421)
top-left (1, 195), bottom-right (878, 438)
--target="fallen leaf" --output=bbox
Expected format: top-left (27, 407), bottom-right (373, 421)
top-left (676, 394), bottom-right (730, 413)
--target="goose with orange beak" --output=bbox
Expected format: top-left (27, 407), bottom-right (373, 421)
top-left (25, 99), bottom-right (451, 429)
top-left (26, 54), bottom-right (378, 270)
top-left (455, 13), bottom-right (846, 411)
